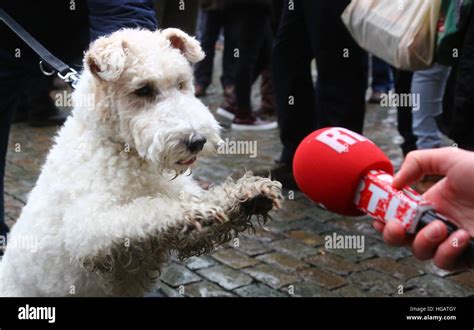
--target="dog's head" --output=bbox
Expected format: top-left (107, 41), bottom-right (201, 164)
top-left (80, 28), bottom-right (222, 173)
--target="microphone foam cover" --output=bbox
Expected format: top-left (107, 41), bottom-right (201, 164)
top-left (293, 127), bottom-right (394, 216)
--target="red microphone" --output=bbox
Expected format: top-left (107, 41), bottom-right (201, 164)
top-left (293, 127), bottom-right (474, 256)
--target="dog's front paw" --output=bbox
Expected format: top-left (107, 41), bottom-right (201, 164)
top-left (235, 172), bottom-right (284, 216)
top-left (183, 205), bottom-right (228, 232)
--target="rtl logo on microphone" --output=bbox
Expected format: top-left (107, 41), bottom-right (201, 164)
top-left (354, 170), bottom-right (428, 233)
top-left (316, 127), bottom-right (372, 153)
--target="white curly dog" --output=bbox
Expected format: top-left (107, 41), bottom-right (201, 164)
top-left (0, 28), bottom-right (283, 297)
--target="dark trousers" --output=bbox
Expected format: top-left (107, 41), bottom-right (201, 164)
top-left (393, 69), bottom-right (417, 156)
top-left (441, 9), bottom-right (474, 150)
top-left (0, 66), bottom-right (26, 238)
top-left (230, 8), bottom-right (273, 115)
top-left (273, 0), bottom-right (368, 164)
top-left (194, 9), bottom-right (237, 89)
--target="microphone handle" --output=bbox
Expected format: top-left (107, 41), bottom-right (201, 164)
top-left (416, 210), bottom-right (474, 262)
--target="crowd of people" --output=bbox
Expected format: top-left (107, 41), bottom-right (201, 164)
top-left (193, 0), bottom-right (474, 178)
top-left (1, 0), bottom-right (474, 270)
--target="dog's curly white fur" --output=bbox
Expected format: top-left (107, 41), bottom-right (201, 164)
top-left (0, 28), bottom-right (283, 297)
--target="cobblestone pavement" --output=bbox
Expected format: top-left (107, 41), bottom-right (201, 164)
top-left (4, 52), bottom-right (474, 297)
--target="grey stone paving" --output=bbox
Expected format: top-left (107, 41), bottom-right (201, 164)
top-left (4, 50), bottom-right (474, 297)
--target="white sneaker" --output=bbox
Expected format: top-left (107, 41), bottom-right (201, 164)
top-left (216, 107), bottom-right (236, 120)
top-left (231, 116), bottom-right (278, 131)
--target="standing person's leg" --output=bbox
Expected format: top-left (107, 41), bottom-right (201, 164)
top-left (230, 8), bottom-right (276, 130)
top-left (393, 69), bottom-right (417, 156)
top-left (157, 0), bottom-right (199, 35)
top-left (446, 11), bottom-right (474, 150)
top-left (259, 67), bottom-right (275, 116)
top-left (0, 67), bottom-right (25, 241)
top-left (222, 11), bottom-right (238, 92)
top-left (257, 22), bottom-right (275, 116)
top-left (272, 0), bottom-right (315, 164)
top-left (195, 8), bottom-right (206, 41)
top-left (411, 63), bottom-right (451, 149)
top-left (304, 0), bottom-right (368, 134)
top-left (193, 10), bottom-right (223, 96)
top-left (218, 8), bottom-right (239, 111)
top-left (370, 55), bottom-right (393, 103)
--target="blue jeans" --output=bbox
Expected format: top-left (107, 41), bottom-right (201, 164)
top-left (372, 56), bottom-right (393, 93)
top-left (411, 63), bottom-right (451, 149)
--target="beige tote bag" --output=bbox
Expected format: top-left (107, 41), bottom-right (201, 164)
top-left (342, 0), bottom-right (442, 70)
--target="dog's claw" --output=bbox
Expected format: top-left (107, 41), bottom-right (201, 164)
top-left (273, 199), bottom-right (282, 209)
top-left (261, 187), bottom-right (270, 195)
top-left (193, 220), bottom-right (203, 231)
top-left (233, 174), bottom-right (284, 218)
top-left (215, 212), bottom-right (228, 223)
top-left (184, 205), bottom-right (228, 232)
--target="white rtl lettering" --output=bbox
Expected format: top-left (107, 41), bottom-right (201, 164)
top-left (385, 196), bottom-right (400, 221)
top-left (402, 201), bottom-right (417, 229)
top-left (316, 127), bottom-right (367, 153)
top-left (367, 184), bottom-right (389, 213)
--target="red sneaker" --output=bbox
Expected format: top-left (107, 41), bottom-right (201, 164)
top-left (231, 115), bottom-right (278, 131)
top-left (194, 84), bottom-right (207, 97)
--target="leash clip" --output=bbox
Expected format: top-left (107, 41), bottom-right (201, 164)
top-left (58, 68), bottom-right (79, 89)
top-left (39, 61), bottom-right (79, 89)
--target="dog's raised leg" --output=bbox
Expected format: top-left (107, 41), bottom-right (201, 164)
top-left (69, 174), bottom-right (282, 296)
top-left (170, 172), bottom-right (283, 259)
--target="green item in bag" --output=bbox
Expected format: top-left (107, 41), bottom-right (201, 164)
top-left (436, 0), bottom-right (473, 65)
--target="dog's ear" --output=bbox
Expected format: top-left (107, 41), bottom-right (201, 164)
top-left (85, 37), bottom-right (127, 82)
top-left (161, 28), bottom-right (205, 63)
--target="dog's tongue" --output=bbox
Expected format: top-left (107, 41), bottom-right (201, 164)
top-left (178, 157), bottom-right (196, 165)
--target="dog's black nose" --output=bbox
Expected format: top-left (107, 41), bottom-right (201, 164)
top-left (186, 134), bottom-right (207, 153)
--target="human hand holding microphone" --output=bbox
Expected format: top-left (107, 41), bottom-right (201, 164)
top-left (293, 127), bottom-right (474, 270)
top-left (376, 147), bottom-right (474, 270)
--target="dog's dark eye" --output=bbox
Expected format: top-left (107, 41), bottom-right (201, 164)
top-left (178, 81), bottom-right (185, 90)
top-left (134, 84), bottom-right (154, 97)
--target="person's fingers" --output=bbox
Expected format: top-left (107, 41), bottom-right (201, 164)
top-left (372, 221), bottom-right (384, 233)
top-left (422, 178), bottom-right (446, 203)
top-left (383, 221), bottom-right (409, 246)
top-left (433, 230), bottom-right (471, 270)
top-left (412, 221), bottom-right (448, 260)
top-left (392, 148), bottom-right (459, 189)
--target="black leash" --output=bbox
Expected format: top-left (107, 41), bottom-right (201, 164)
top-left (0, 8), bottom-right (79, 88)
